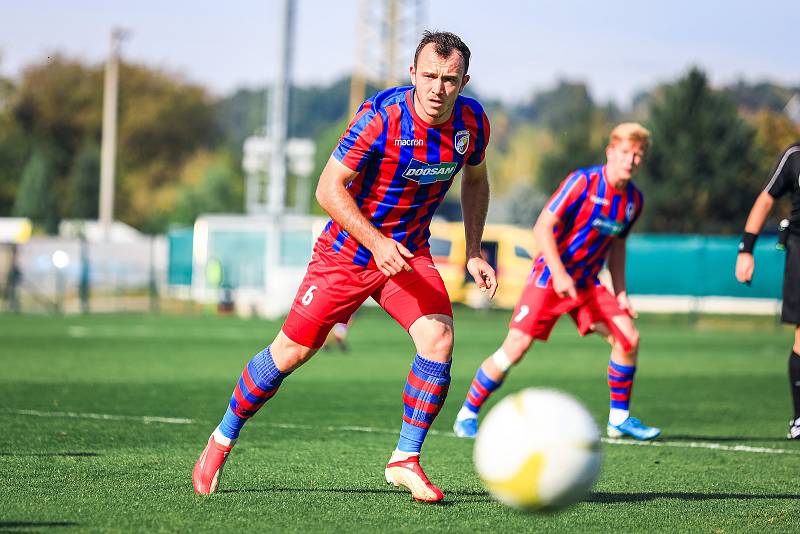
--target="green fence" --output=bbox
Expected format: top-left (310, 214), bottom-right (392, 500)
top-left (167, 228), bottom-right (193, 286)
top-left (167, 230), bottom-right (786, 299)
top-left (627, 235), bottom-right (783, 299)
top-left (167, 225), bottom-right (316, 289)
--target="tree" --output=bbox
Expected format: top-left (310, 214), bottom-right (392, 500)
top-left (747, 110), bottom-right (800, 222)
top-left (518, 80), bottom-right (595, 131)
top-left (172, 149), bottom-right (243, 226)
top-left (0, 112), bottom-right (29, 216)
top-left (309, 118), bottom-right (350, 215)
top-left (724, 80), bottom-right (798, 114)
top-left (10, 55), bottom-right (219, 232)
top-left (637, 68), bottom-right (759, 233)
top-left (68, 141), bottom-right (100, 219)
top-left (515, 81), bottom-right (610, 194)
top-left (539, 125), bottom-right (606, 195)
top-left (13, 146), bottom-right (59, 234)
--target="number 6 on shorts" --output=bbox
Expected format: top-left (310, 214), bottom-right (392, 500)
top-left (301, 285), bottom-right (317, 306)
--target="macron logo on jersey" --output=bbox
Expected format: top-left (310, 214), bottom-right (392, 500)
top-left (401, 159), bottom-right (458, 184)
top-left (394, 139), bottom-right (424, 147)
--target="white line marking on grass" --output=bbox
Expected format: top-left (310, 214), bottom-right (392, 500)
top-left (600, 437), bottom-right (796, 455)
top-left (6, 409), bottom-right (193, 425)
top-left (7, 409), bottom-right (800, 455)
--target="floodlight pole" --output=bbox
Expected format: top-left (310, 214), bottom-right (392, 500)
top-left (99, 28), bottom-right (126, 242)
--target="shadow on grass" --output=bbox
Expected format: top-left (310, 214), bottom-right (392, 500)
top-left (221, 487), bottom-right (800, 505)
top-left (0, 452), bottom-right (99, 457)
top-left (219, 486), bottom-right (491, 505)
top-left (663, 434), bottom-right (795, 443)
top-left (587, 491), bottom-right (800, 503)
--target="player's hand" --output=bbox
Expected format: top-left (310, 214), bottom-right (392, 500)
top-left (616, 291), bottom-right (638, 319)
top-left (553, 271), bottom-right (577, 300)
top-left (735, 253), bottom-right (755, 285)
top-left (467, 256), bottom-right (498, 299)
top-left (371, 237), bottom-right (414, 276)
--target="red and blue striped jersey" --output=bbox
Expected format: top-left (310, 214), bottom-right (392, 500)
top-left (530, 165), bottom-right (644, 289)
top-left (323, 86), bottom-right (490, 267)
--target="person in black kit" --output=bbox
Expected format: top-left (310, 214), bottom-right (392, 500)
top-left (735, 142), bottom-right (800, 439)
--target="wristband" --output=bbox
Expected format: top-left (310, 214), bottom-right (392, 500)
top-left (738, 232), bottom-right (757, 254)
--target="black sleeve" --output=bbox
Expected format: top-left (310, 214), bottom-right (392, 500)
top-left (764, 145), bottom-right (800, 199)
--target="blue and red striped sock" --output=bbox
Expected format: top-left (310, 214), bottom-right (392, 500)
top-left (608, 359), bottom-right (635, 425)
top-left (217, 346), bottom-right (289, 441)
top-left (396, 354), bottom-right (451, 454)
top-left (460, 366), bottom-right (503, 417)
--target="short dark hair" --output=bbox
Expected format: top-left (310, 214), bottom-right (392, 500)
top-left (413, 30), bottom-right (471, 76)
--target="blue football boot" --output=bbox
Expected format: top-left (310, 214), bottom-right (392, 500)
top-left (453, 417), bottom-right (478, 438)
top-left (607, 417), bottom-right (661, 441)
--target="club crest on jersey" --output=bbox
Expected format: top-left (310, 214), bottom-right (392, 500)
top-left (454, 130), bottom-right (470, 155)
top-left (626, 202), bottom-right (635, 220)
top-left (402, 159), bottom-right (458, 184)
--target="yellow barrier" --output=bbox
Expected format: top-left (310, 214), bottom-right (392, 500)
top-left (429, 221), bottom-right (538, 309)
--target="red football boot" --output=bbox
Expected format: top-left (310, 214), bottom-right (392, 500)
top-left (384, 455), bottom-right (444, 503)
top-left (192, 435), bottom-right (233, 494)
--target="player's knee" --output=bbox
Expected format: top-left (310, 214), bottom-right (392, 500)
top-left (411, 319), bottom-right (453, 361)
top-left (425, 328), bottom-right (454, 360)
top-left (619, 330), bottom-right (640, 358)
top-left (271, 332), bottom-right (317, 371)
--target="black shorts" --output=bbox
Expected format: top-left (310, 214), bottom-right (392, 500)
top-left (782, 232), bottom-right (800, 325)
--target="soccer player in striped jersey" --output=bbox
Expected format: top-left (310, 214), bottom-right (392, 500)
top-left (454, 123), bottom-right (661, 441)
top-left (193, 31), bottom-right (497, 502)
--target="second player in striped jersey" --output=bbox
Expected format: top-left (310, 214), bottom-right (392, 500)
top-left (454, 123), bottom-right (662, 442)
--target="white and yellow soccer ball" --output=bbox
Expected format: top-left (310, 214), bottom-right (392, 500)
top-left (473, 388), bottom-right (602, 511)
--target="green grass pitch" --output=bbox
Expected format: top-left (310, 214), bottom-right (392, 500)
top-left (1, 308), bottom-right (799, 532)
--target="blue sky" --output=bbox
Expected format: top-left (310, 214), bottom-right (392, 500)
top-left (1, 0), bottom-right (797, 106)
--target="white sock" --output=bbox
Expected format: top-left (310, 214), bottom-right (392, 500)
top-left (390, 448), bottom-right (419, 462)
top-left (608, 409), bottom-right (629, 426)
top-left (212, 426), bottom-right (237, 447)
top-left (456, 406), bottom-right (477, 421)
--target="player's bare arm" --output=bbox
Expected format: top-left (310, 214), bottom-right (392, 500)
top-left (735, 190), bottom-right (774, 284)
top-left (316, 156), bottom-right (413, 277)
top-left (461, 159), bottom-right (498, 298)
top-left (607, 237), bottom-right (636, 317)
top-left (533, 209), bottom-right (576, 299)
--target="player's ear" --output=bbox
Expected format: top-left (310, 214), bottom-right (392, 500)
top-left (459, 74), bottom-right (470, 93)
top-left (409, 65), bottom-right (417, 86)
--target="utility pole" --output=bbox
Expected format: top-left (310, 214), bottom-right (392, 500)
top-left (99, 28), bottom-right (127, 241)
top-left (267, 0), bottom-right (295, 215)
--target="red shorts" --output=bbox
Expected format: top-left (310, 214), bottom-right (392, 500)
top-left (509, 282), bottom-right (633, 352)
top-left (282, 238), bottom-right (452, 349)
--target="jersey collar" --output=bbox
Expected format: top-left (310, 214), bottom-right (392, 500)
top-left (406, 88), bottom-right (456, 129)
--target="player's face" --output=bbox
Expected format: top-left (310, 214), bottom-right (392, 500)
top-left (410, 43), bottom-right (470, 125)
top-left (606, 139), bottom-right (645, 182)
